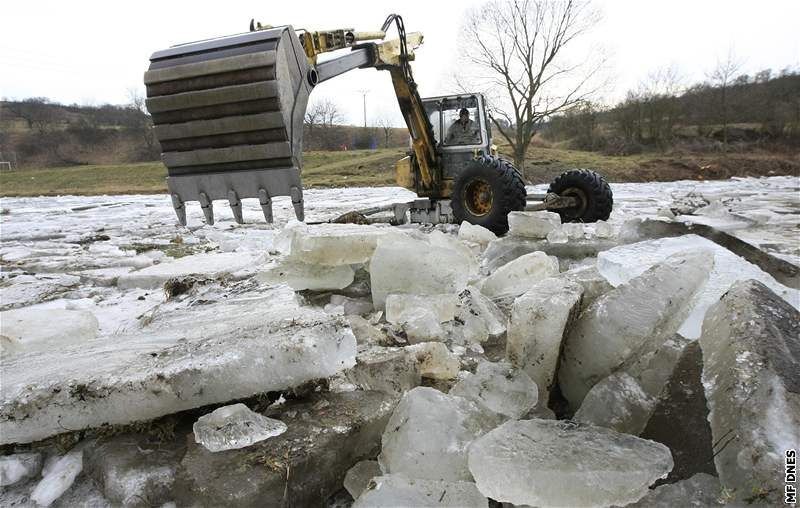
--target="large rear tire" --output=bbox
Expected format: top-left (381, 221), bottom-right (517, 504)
top-left (451, 156), bottom-right (527, 235)
top-left (547, 169), bottom-right (613, 223)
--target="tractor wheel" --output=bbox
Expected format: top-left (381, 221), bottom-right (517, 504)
top-left (547, 169), bottom-right (613, 223)
top-left (451, 155), bottom-right (527, 235)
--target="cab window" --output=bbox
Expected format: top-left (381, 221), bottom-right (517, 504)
top-left (442, 96), bottom-right (482, 146)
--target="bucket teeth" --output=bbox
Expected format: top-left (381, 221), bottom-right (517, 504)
top-left (171, 194), bottom-right (187, 226)
top-left (199, 192), bottom-right (215, 225)
top-left (291, 186), bottom-right (304, 222)
top-left (228, 190), bottom-right (244, 224)
top-left (258, 188), bottom-right (273, 223)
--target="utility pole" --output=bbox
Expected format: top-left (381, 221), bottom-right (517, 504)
top-left (357, 89), bottom-right (369, 128)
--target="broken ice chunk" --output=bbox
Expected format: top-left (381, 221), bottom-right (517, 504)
top-left (596, 235), bottom-right (800, 338)
top-left (353, 475), bottom-right (488, 507)
top-left (699, 279), bottom-right (800, 505)
top-left (346, 347), bottom-right (420, 394)
top-left (468, 419), bottom-right (673, 507)
top-left (594, 220), bottom-right (615, 238)
top-left (330, 295), bottom-right (374, 316)
top-left (0, 308), bottom-right (98, 356)
top-left (508, 211), bottom-right (561, 239)
top-left (287, 223), bottom-right (390, 266)
top-left (370, 233), bottom-right (478, 309)
top-left (573, 372), bottom-right (655, 435)
top-left (623, 472), bottom-right (723, 507)
top-left (506, 277), bottom-right (583, 405)
top-left (479, 251), bottom-right (559, 299)
top-left (458, 221), bottom-right (497, 247)
top-left (256, 260), bottom-right (354, 291)
top-left (379, 387), bottom-right (501, 481)
top-left (559, 249), bottom-right (713, 409)
top-left (344, 460), bottom-right (382, 499)
top-left (552, 264), bottom-right (612, 309)
top-left (562, 222), bottom-right (585, 240)
top-left (385, 294), bottom-right (458, 325)
top-left (405, 342), bottom-right (461, 380)
top-left (449, 361), bottom-right (537, 419)
top-left (545, 227), bottom-right (568, 244)
top-left (0, 452), bottom-right (42, 487)
top-left (31, 449), bottom-right (83, 507)
top-left (457, 287), bottom-right (506, 344)
top-left (193, 403), bottom-right (287, 452)
top-left (575, 335), bottom-right (690, 435)
top-left (86, 432), bottom-right (181, 507)
top-left (397, 307), bottom-right (446, 343)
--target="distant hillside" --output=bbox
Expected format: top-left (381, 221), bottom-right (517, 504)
top-left (0, 98), bottom-right (409, 169)
top-left (543, 70), bottom-right (800, 154)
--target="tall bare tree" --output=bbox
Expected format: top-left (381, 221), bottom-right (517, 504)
top-left (708, 49), bottom-right (744, 147)
top-left (457, 0), bottom-right (605, 174)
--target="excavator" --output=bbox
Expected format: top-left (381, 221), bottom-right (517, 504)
top-left (143, 14), bottom-right (612, 235)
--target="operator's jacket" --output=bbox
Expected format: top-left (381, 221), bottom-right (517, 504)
top-left (445, 119), bottom-right (480, 145)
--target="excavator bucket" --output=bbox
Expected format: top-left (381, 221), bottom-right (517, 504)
top-left (144, 26), bottom-right (312, 225)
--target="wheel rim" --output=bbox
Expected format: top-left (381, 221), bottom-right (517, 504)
top-left (560, 186), bottom-right (589, 220)
top-left (463, 178), bottom-right (494, 217)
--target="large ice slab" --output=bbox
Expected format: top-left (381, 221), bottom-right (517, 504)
top-left (117, 252), bottom-right (265, 290)
top-left (379, 387), bottom-right (501, 481)
top-left (370, 231), bottom-right (478, 309)
top-left (0, 308), bottom-right (98, 355)
top-left (479, 251), bottom-right (559, 299)
top-left (507, 278), bottom-right (583, 405)
top-left (0, 285), bottom-right (356, 444)
top-left (559, 250), bottom-right (713, 408)
top-left (597, 235), bottom-right (799, 338)
top-left (468, 419), bottom-right (673, 507)
top-left (699, 279), bottom-right (800, 505)
top-left (353, 475), bottom-right (488, 507)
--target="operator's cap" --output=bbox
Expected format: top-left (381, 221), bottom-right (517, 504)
top-left (459, 108), bottom-right (469, 116)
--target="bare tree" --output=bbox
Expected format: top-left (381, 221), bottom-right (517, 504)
top-left (126, 87), bottom-right (158, 158)
top-left (457, 0), bottom-right (605, 174)
top-left (708, 49), bottom-right (744, 146)
top-left (5, 97), bottom-right (62, 133)
top-left (375, 114), bottom-right (395, 148)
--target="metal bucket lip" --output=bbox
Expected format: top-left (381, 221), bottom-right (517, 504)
top-left (150, 25), bottom-right (293, 62)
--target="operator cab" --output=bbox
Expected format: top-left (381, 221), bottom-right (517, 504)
top-left (421, 94), bottom-right (493, 181)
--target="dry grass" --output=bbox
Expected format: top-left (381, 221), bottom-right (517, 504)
top-left (0, 149), bottom-right (405, 197)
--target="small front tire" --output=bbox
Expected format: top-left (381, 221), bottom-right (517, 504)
top-left (547, 169), bottom-right (613, 223)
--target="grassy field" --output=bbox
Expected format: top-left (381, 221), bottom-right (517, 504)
top-left (1, 146), bottom-right (797, 197)
top-left (0, 149), bottom-right (406, 197)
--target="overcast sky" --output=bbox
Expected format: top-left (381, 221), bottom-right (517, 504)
top-left (2, 0), bottom-right (798, 126)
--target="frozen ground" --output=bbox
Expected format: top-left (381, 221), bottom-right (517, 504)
top-left (1, 177), bottom-right (796, 331)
